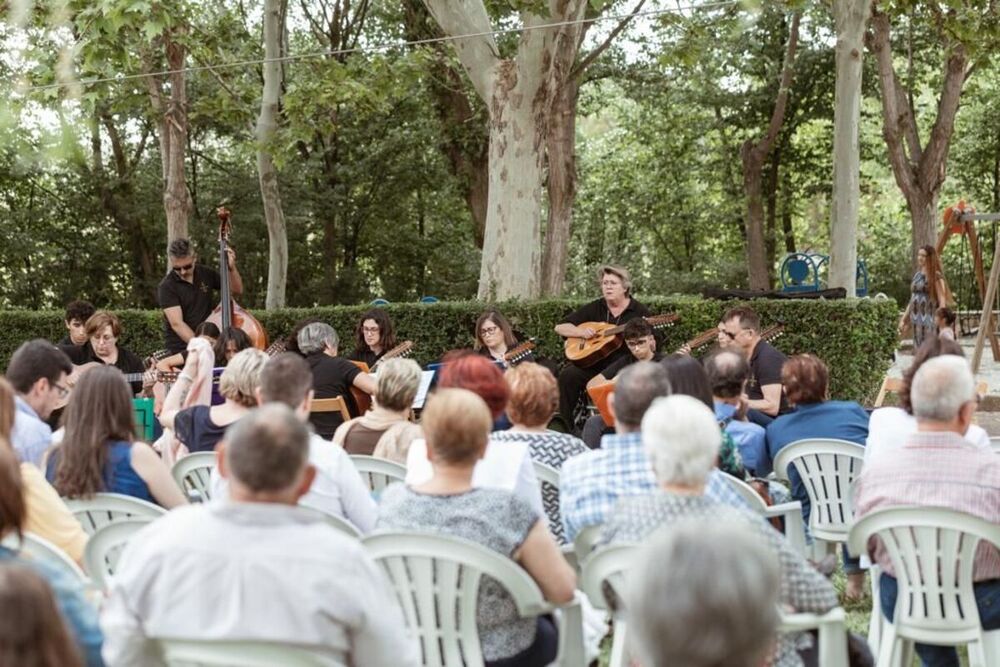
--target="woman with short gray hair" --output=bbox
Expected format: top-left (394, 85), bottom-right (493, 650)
top-left (601, 395), bottom-right (837, 667)
top-left (627, 521), bottom-right (779, 667)
top-left (332, 358), bottom-right (422, 462)
top-left (297, 322), bottom-right (338, 356)
top-left (300, 323), bottom-right (376, 439)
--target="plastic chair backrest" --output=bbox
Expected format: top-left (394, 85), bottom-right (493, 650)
top-left (573, 524), bottom-right (603, 565)
top-left (362, 531), bottom-right (551, 667)
top-left (84, 517), bottom-right (154, 590)
top-left (158, 638), bottom-right (331, 666)
top-left (349, 455), bottom-right (406, 494)
top-left (1, 531), bottom-right (88, 583)
top-left (531, 461), bottom-right (564, 542)
top-left (298, 503), bottom-right (362, 539)
top-left (848, 507), bottom-right (1000, 650)
top-left (579, 544), bottom-right (638, 667)
top-left (779, 607), bottom-right (849, 667)
top-left (721, 473), bottom-right (769, 513)
top-left (772, 439), bottom-right (864, 543)
top-left (64, 493), bottom-right (166, 536)
top-left (171, 452), bottom-right (216, 503)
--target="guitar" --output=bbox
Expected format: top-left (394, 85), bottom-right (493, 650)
top-left (348, 341), bottom-right (415, 415)
top-left (563, 313), bottom-right (679, 367)
top-left (503, 340), bottom-right (536, 366)
top-left (679, 322), bottom-right (786, 355)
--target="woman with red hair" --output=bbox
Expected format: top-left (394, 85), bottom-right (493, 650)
top-left (405, 352), bottom-right (543, 515)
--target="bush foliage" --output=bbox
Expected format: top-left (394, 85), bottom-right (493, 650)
top-left (1, 296), bottom-right (897, 403)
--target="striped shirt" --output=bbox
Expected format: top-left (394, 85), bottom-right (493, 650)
top-left (854, 431), bottom-right (1000, 580)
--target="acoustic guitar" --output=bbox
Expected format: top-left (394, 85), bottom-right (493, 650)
top-left (563, 313), bottom-right (678, 367)
top-left (680, 322), bottom-right (786, 355)
top-left (348, 340), bottom-right (415, 414)
top-left (504, 340), bottom-right (536, 366)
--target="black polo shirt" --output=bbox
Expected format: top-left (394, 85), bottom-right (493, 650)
top-left (560, 297), bottom-right (651, 370)
top-left (306, 353), bottom-right (362, 439)
top-left (747, 339), bottom-right (790, 414)
top-left (349, 348), bottom-right (383, 370)
top-left (157, 265), bottom-right (221, 353)
top-left (59, 342), bottom-right (146, 395)
top-left (602, 350), bottom-right (663, 381)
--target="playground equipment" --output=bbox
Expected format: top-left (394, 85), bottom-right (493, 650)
top-left (779, 252), bottom-right (868, 297)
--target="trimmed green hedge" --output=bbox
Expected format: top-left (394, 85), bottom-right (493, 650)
top-left (1, 296), bottom-right (898, 403)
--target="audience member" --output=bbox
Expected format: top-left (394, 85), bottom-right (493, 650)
top-left (705, 349), bottom-right (767, 475)
top-left (298, 323), bottom-right (376, 438)
top-left (5, 340), bottom-right (72, 466)
top-left (855, 356), bottom-right (1000, 667)
top-left (660, 353), bottom-right (745, 479)
top-left (491, 363), bottom-right (587, 543)
top-left (59, 311), bottom-right (150, 396)
top-left (46, 367), bottom-right (186, 509)
top-left (559, 361), bottom-right (747, 542)
top-left (406, 353), bottom-right (543, 515)
top-left (0, 378), bottom-right (88, 564)
top-left (866, 337), bottom-right (990, 463)
top-left (159, 348), bottom-right (267, 453)
top-left (603, 395), bottom-right (837, 667)
top-left (626, 521), bottom-right (780, 667)
top-left (0, 445), bottom-right (103, 666)
top-left (59, 300), bottom-right (95, 348)
top-left (719, 306), bottom-right (788, 425)
top-left (332, 357), bottom-right (422, 462)
top-left (378, 389), bottom-right (575, 667)
top-left (101, 404), bottom-right (417, 666)
top-left (0, 563), bottom-right (86, 667)
top-left (213, 353), bottom-right (377, 532)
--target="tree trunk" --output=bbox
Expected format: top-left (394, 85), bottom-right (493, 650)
top-left (781, 169), bottom-right (796, 252)
top-left (162, 34), bottom-right (191, 246)
top-left (907, 192), bottom-right (938, 256)
top-left (542, 76), bottom-right (579, 296)
top-left (257, 0), bottom-right (288, 309)
top-left (765, 148), bottom-right (780, 282)
top-left (478, 61), bottom-right (545, 300)
top-left (828, 0), bottom-right (874, 296)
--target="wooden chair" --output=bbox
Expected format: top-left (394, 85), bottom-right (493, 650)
top-left (310, 396), bottom-right (351, 423)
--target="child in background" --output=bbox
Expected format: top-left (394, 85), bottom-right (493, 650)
top-left (936, 307), bottom-right (956, 341)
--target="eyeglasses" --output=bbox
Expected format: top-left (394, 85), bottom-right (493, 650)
top-left (173, 262), bottom-right (194, 274)
top-left (625, 337), bottom-right (651, 348)
top-left (362, 327), bottom-right (380, 334)
top-left (719, 329), bottom-right (739, 340)
top-left (480, 326), bottom-right (499, 337)
top-left (51, 382), bottom-right (69, 398)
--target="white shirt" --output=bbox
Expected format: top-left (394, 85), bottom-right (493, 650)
top-left (211, 434), bottom-right (378, 533)
top-left (405, 438), bottom-right (545, 517)
top-left (865, 406), bottom-right (992, 465)
top-left (101, 502), bottom-right (418, 667)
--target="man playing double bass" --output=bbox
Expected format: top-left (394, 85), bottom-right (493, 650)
top-left (158, 238), bottom-right (244, 354)
top-left (553, 264), bottom-right (650, 431)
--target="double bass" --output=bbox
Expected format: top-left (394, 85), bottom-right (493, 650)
top-left (206, 206), bottom-right (268, 350)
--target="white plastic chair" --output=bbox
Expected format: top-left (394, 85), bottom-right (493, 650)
top-left (572, 524), bottom-right (603, 568)
top-left (298, 503), bottom-right (362, 539)
top-left (531, 461), bottom-right (566, 544)
top-left (848, 507), bottom-right (1000, 667)
top-left (171, 452), bottom-right (216, 503)
top-left (83, 517), bottom-right (154, 590)
top-left (580, 544), bottom-right (639, 667)
top-left (158, 638), bottom-right (330, 666)
top-left (772, 439), bottom-right (865, 557)
top-left (722, 473), bottom-right (807, 557)
top-left (363, 531), bottom-right (585, 667)
top-left (778, 607), bottom-right (850, 667)
top-left (1, 531), bottom-right (88, 583)
top-left (64, 493), bottom-right (166, 536)
top-left (349, 455), bottom-right (406, 494)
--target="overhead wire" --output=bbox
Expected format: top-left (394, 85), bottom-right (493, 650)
top-left (14, 0), bottom-right (744, 94)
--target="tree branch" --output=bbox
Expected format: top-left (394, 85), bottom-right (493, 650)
top-left (422, 0), bottom-right (500, 103)
top-left (572, 0), bottom-right (648, 79)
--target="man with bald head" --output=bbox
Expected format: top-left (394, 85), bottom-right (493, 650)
top-left (705, 349), bottom-right (766, 476)
top-left (101, 404), bottom-right (418, 666)
top-left (855, 356), bottom-right (1000, 667)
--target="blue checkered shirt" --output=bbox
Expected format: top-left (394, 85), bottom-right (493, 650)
top-left (559, 431), bottom-right (749, 542)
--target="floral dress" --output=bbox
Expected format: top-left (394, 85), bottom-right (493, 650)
top-left (910, 271), bottom-right (937, 348)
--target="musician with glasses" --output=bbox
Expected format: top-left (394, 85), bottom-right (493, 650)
top-left (474, 309), bottom-right (534, 369)
top-left (4, 340), bottom-right (73, 466)
top-left (59, 311), bottom-right (152, 396)
top-left (718, 306), bottom-right (788, 426)
top-left (553, 265), bottom-right (650, 430)
top-left (158, 238), bottom-right (243, 355)
top-left (350, 309), bottom-right (398, 369)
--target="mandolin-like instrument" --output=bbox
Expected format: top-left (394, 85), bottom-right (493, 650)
top-left (563, 314), bottom-right (678, 367)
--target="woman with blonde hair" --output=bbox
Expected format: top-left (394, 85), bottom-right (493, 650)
top-left (160, 347), bottom-right (268, 454)
top-left (46, 366), bottom-right (186, 508)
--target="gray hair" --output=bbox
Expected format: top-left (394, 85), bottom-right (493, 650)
top-left (376, 358), bottom-right (422, 412)
top-left (641, 395), bottom-right (721, 486)
top-left (297, 322), bottom-right (338, 355)
top-left (911, 355), bottom-right (976, 422)
top-left (168, 238), bottom-right (192, 259)
top-left (224, 404), bottom-right (310, 493)
top-left (627, 521), bottom-right (779, 667)
top-left (704, 350), bottom-right (749, 399)
top-left (613, 361), bottom-right (671, 429)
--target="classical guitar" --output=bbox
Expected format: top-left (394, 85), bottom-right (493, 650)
top-left (504, 340), bottom-right (536, 366)
top-left (564, 313), bottom-right (678, 367)
top-left (679, 322), bottom-right (786, 355)
top-left (348, 341), bottom-right (415, 415)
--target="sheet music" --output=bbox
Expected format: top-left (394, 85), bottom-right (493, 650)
top-left (412, 370), bottom-right (436, 409)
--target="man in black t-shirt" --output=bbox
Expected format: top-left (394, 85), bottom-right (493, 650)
top-left (719, 306), bottom-right (789, 426)
top-left (553, 265), bottom-right (650, 431)
top-left (157, 238), bottom-right (243, 354)
top-left (59, 300), bottom-right (95, 347)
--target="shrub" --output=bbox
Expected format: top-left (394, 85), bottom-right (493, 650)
top-left (0, 296), bottom-right (897, 403)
